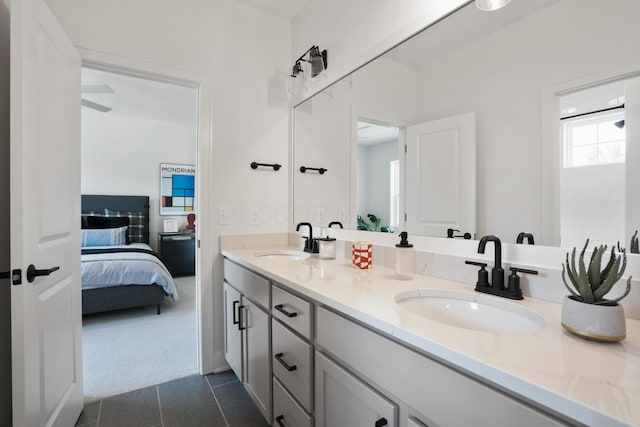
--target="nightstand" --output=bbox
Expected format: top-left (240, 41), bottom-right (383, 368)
top-left (158, 232), bottom-right (196, 277)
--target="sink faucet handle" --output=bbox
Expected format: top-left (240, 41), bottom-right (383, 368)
top-left (507, 267), bottom-right (538, 299)
top-left (510, 267), bottom-right (538, 276)
top-left (465, 260), bottom-right (489, 288)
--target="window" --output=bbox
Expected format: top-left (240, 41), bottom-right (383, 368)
top-left (389, 160), bottom-right (400, 227)
top-left (563, 112), bottom-right (625, 168)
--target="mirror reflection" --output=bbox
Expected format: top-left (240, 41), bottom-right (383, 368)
top-left (293, 0), bottom-right (640, 248)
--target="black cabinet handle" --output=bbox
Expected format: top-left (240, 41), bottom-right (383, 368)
top-left (375, 417), bottom-right (388, 427)
top-left (274, 304), bottom-right (298, 318)
top-left (275, 415), bottom-right (286, 427)
top-left (238, 305), bottom-right (246, 331)
top-left (26, 265), bottom-right (60, 283)
top-left (232, 300), bottom-right (240, 325)
top-left (274, 352), bottom-right (297, 371)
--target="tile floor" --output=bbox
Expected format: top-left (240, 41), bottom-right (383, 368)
top-left (75, 371), bottom-right (269, 427)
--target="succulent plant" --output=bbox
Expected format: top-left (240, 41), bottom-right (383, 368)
top-left (631, 230), bottom-right (639, 254)
top-left (561, 239), bottom-right (632, 305)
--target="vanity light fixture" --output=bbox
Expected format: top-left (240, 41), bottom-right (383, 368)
top-left (475, 0), bottom-right (511, 11)
top-left (290, 45), bottom-right (328, 81)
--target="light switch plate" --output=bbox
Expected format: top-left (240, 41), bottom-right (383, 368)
top-left (218, 207), bottom-right (230, 225)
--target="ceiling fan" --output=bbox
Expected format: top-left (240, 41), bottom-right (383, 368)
top-left (81, 84), bottom-right (114, 112)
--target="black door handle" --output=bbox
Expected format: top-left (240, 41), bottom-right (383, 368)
top-left (375, 418), bottom-right (388, 427)
top-left (274, 304), bottom-right (298, 318)
top-left (275, 415), bottom-right (286, 427)
top-left (232, 300), bottom-right (240, 325)
top-left (26, 265), bottom-right (60, 283)
top-left (238, 305), bottom-right (246, 331)
top-left (274, 352), bottom-right (297, 371)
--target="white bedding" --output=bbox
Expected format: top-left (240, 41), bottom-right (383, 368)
top-left (81, 243), bottom-right (179, 301)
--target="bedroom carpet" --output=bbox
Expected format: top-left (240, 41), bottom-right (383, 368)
top-left (82, 276), bottom-right (198, 402)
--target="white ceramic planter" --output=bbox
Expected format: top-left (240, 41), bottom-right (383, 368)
top-left (561, 295), bottom-right (626, 342)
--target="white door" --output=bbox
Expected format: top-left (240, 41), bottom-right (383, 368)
top-left (223, 282), bottom-right (243, 380)
top-left (625, 77), bottom-right (640, 240)
top-left (405, 113), bottom-right (476, 238)
top-left (10, 0), bottom-right (83, 425)
top-left (315, 351), bottom-right (396, 427)
top-left (243, 299), bottom-right (271, 422)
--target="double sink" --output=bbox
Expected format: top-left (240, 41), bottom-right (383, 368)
top-left (254, 250), bottom-right (546, 335)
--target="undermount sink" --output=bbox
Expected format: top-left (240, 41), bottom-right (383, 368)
top-left (254, 250), bottom-right (310, 260)
top-left (395, 289), bottom-right (546, 334)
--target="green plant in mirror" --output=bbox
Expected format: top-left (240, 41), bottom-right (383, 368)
top-left (561, 239), bottom-right (632, 305)
top-left (357, 214), bottom-right (394, 232)
top-left (631, 230), bottom-right (639, 254)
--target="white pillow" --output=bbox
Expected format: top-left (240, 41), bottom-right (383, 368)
top-left (81, 226), bottom-right (128, 247)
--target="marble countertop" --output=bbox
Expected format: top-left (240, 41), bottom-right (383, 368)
top-left (222, 247), bottom-right (640, 427)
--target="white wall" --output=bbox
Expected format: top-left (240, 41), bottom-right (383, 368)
top-left (81, 108), bottom-right (196, 251)
top-left (0, 1), bottom-right (11, 423)
top-left (46, 0), bottom-right (291, 372)
top-left (358, 140), bottom-right (398, 229)
top-left (560, 164), bottom-right (625, 248)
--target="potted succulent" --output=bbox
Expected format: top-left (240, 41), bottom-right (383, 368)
top-left (561, 239), bottom-right (632, 342)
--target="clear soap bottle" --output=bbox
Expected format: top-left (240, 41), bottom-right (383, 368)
top-left (395, 231), bottom-right (414, 280)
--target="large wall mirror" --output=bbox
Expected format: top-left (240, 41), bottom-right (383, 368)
top-left (293, 0), bottom-right (640, 249)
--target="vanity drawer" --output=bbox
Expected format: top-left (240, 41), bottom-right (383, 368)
top-left (272, 285), bottom-right (312, 339)
top-left (272, 319), bottom-right (313, 412)
top-left (223, 258), bottom-right (269, 309)
top-left (273, 377), bottom-right (313, 427)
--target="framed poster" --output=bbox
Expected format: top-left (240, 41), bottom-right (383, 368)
top-left (160, 163), bottom-right (196, 215)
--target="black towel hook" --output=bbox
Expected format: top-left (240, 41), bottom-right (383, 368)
top-left (300, 166), bottom-right (327, 174)
top-left (251, 162), bottom-right (281, 171)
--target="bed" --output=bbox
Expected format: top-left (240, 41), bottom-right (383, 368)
top-left (81, 194), bottom-right (178, 315)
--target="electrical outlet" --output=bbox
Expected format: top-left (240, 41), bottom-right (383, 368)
top-left (250, 207), bottom-right (259, 225)
top-left (315, 206), bottom-right (325, 223)
top-left (218, 207), bottom-right (230, 225)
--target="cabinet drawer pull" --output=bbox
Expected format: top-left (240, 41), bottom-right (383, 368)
top-left (274, 304), bottom-right (298, 318)
top-left (238, 305), bottom-right (246, 331)
top-left (274, 352), bottom-right (297, 371)
top-left (232, 300), bottom-right (240, 325)
top-left (275, 415), bottom-right (286, 427)
top-left (375, 418), bottom-right (388, 427)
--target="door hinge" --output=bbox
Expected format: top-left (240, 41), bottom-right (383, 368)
top-left (12, 269), bottom-right (22, 286)
top-left (404, 144), bottom-right (407, 153)
top-left (404, 213), bottom-right (407, 221)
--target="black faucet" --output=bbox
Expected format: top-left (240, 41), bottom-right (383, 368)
top-left (516, 232), bottom-right (535, 245)
top-left (477, 235), bottom-right (504, 290)
top-left (328, 221), bottom-right (343, 229)
top-left (466, 234), bottom-right (537, 300)
top-left (296, 222), bottom-right (318, 253)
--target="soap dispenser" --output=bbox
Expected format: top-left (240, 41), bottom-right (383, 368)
top-left (395, 231), bottom-right (414, 280)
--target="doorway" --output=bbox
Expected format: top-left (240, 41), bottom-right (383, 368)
top-left (80, 64), bottom-right (200, 400)
top-left (557, 75), bottom-right (640, 249)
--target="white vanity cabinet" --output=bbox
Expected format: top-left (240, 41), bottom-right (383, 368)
top-left (316, 306), bottom-right (569, 427)
top-left (223, 259), bottom-right (271, 422)
top-left (315, 351), bottom-right (397, 427)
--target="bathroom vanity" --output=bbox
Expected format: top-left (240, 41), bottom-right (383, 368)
top-left (222, 246), bottom-right (640, 427)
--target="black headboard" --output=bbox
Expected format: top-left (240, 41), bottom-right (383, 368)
top-left (81, 195), bottom-right (150, 244)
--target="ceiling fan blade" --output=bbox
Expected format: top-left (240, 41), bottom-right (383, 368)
top-left (81, 98), bottom-right (112, 112)
top-left (81, 84), bottom-right (114, 94)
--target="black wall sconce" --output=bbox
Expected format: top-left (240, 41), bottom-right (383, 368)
top-left (291, 45), bottom-right (328, 80)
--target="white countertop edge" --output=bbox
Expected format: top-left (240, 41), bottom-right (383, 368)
top-left (221, 249), bottom-right (634, 427)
